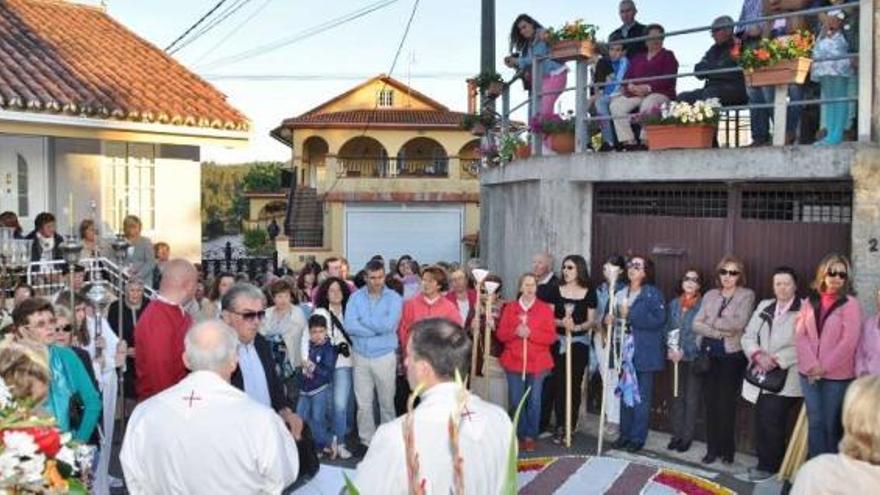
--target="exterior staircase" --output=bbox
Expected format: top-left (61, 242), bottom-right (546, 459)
top-left (284, 186), bottom-right (324, 248)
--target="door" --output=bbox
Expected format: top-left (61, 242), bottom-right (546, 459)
top-left (0, 135), bottom-right (48, 229)
top-left (345, 203), bottom-right (463, 271)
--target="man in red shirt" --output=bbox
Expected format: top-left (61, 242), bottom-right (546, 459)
top-left (135, 259), bottom-right (198, 401)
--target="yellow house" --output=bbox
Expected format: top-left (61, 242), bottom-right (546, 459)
top-left (271, 75), bottom-right (481, 270)
top-left (0, 0), bottom-right (249, 261)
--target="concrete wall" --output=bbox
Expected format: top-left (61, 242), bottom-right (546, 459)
top-left (481, 144), bottom-right (880, 307)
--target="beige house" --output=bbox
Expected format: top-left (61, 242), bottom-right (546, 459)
top-left (0, 0), bottom-right (249, 260)
top-left (271, 75), bottom-right (480, 270)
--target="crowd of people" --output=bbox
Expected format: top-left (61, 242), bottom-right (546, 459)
top-left (507, 0), bottom-right (858, 152)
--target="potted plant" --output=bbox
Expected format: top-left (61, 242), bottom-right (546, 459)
top-left (643, 98), bottom-right (721, 150)
top-left (530, 111), bottom-right (576, 154)
top-left (736, 30), bottom-right (814, 87)
top-left (499, 134), bottom-right (530, 162)
top-left (462, 114), bottom-right (486, 136)
top-left (546, 19), bottom-right (598, 62)
top-left (474, 71), bottom-right (505, 98)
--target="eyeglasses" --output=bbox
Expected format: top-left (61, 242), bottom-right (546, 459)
top-left (683, 276), bottom-right (700, 283)
top-left (627, 262), bottom-right (644, 270)
top-left (562, 265), bottom-right (576, 271)
top-left (826, 270), bottom-right (848, 280)
top-left (231, 310), bottom-right (266, 321)
top-left (57, 324), bottom-right (73, 333)
top-left (718, 269), bottom-right (740, 277)
top-left (25, 319), bottom-right (57, 331)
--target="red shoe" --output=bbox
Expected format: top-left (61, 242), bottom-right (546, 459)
top-left (523, 438), bottom-right (536, 452)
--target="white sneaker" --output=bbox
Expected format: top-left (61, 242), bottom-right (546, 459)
top-left (336, 444), bottom-right (353, 460)
top-left (109, 475), bottom-right (124, 489)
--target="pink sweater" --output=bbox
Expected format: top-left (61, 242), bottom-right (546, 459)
top-left (795, 295), bottom-right (863, 380)
top-left (398, 295), bottom-right (462, 357)
top-left (856, 314), bottom-right (880, 377)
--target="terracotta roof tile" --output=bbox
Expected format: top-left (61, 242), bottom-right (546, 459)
top-left (0, 0), bottom-right (249, 131)
top-left (281, 109), bottom-right (466, 129)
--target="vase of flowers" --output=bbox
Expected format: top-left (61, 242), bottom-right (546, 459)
top-left (736, 31), bottom-right (814, 87)
top-left (529, 112), bottom-right (576, 154)
top-left (643, 99), bottom-right (721, 150)
top-left (546, 19), bottom-right (598, 62)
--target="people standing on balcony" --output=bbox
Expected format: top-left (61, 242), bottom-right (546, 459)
top-left (26, 212), bottom-right (63, 264)
top-left (693, 254), bottom-right (755, 465)
top-left (546, 255), bottom-right (597, 444)
top-left (122, 215), bottom-right (156, 289)
top-left (79, 218), bottom-right (104, 258)
top-left (344, 259), bottom-right (402, 448)
top-left (795, 253), bottom-right (863, 458)
top-left (592, 255), bottom-right (627, 440)
top-left (592, 34), bottom-right (630, 151)
top-left (610, 24), bottom-right (679, 151)
top-left (608, 255), bottom-right (667, 453)
top-left (811, 9), bottom-right (853, 145)
top-left (498, 273), bottom-right (556, 453)
top-left (737, 267), bottom-right (803, 482)
top-left (665, 268), bottom-right (704, 454)
top-left (855, 286), bottom-right (880, 377)
top-left (677, 16), bottom-right (748, 106)
top-left (200, 271), bottom-right (235, 321)
top-left (504, 14), bottom-right (568, 151)
top-left (610, 1), bottom-right (647, 56)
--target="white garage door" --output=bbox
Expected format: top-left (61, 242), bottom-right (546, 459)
top-left (345, 203), bottom-right (463, 271)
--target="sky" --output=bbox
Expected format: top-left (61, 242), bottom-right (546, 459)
top-left (91, 0), bottom-right (744, 163)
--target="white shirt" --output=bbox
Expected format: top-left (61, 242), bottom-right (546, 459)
top-left (237, 342), bottom-right (272, 408)
top-left (353, 381), bottom-right (512, 494)
top-left (792, 453), bottom-right (880, 495)
top-left (85, 316), bottom-right (119, 378)
top-left (260, 305), bottom-right (307, 368)
top-left (120, 371), bottom-right (299, 495)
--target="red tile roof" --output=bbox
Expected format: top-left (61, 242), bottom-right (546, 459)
top-left (281, 109), bottom-right (467, 129)
top-left (0, 0), bottom-right (248, 131)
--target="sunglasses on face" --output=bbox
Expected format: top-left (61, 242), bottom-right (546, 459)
top-left (718, 269), bottom-right (740, 277)
top-left (826, 270), bottom-right (848, 280)
top-left (55, 324), bottom-right (73, 333)
top-left (627, 262), bottom-right (644, 270)
top-left (562, 265), bottom-right (576, 271)
top-left (232, 310), bottom-right (266, 321)
top-left (683, 276), bottom-right (700, 283)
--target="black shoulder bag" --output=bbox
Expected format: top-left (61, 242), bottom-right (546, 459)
top-left (328, 311), bottom-right (353, 358)
top-left (744, 309), bottom-right (787, 393)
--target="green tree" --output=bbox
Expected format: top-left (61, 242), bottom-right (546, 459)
top-left (200, 161), bottom-right (287, 237)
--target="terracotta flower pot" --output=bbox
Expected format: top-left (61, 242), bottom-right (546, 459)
top-left (549, 133), bottom-right (575, 154)
top-left (486, 81), bottom-right (504, 98)
top-left (515, 143), bottom-right (531, 159)
top-left (744, 57), bottom-right (812, 87)
top-left (645, 124), bottom-right (716, 150)
top-left (550, 39), bottom-right (595, 62)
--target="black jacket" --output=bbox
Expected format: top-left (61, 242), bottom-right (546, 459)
top-left (537, 274), bottom-right (560, 306)
top-left (610, 21), bottom-right (647, 57)
top-left (230, 333), bottom-right (293, 413)
top-left (25, 231), bottom-right (64, 263)
top-left (694, 38), bottom-right (748, 105)
top-left (108, 299), bottom-right (151, 399)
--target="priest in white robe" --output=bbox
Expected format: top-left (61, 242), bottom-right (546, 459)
top-left (120, 319), bottom-right (299, 494)
top-left (353, 317), bottom-right (513, 494)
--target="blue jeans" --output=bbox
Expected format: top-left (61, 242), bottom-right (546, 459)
top-left (507, 371), bottom-right (547, 440)
top-left (800, 375), bottom-right (851, 458)
top-left (595, 95), bottom-right (615, 145)
top-left (619, 370), bottom-right (655, 446)
top-left (748, 85), bottom-right (804, 143)
top-left (332, 367), bottom-right (353, 440)
top-left (297, 387), bottom-right (332, 448)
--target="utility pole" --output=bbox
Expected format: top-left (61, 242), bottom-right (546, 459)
top-left (480, 0), bottom-right (495, 111)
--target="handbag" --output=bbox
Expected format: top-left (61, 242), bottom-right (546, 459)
top-left (744, 311), bottom-right (787, 393)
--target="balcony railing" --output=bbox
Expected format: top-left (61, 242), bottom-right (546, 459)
top-left (337, 157), bottom-right (450, 178)
top-left (493, 0), bottom-right (871, 161)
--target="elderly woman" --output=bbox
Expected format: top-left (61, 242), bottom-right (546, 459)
top-left (445, 268), bottom-right (477, 330)
top-left (123, 215), bottom-right (156, 288)
top-left (610, 23), bottom-right (679, 151)
top-left (608, 255), bottom-right (666, 453)
top-left (108, 278), bottom-right (150, 403)
top-left (498, 273), bottom-right (556, 453)
top-left (791, 375), bottom-right (880, 493)
top-left (856, 286), bottom-right (880, 377)
top-left (665, 267), bottom-right (704, 454)
top-left (738, 267), bottom-right (803, 482)
top-left (693, 254), bottom-right (755, 465)
top-left (796, 253), bottom-right (863, 458)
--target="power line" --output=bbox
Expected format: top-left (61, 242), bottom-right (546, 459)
top-left (165, 0), bottom-right (229, 52)
top-left (203, 71), bottom-right (468, 81)
top-left (192, 0), bottom-right (276, 64)
top-left (170, 0), bottom-right (254, 55)
top-left (199, 0), bottom-right (399, 70)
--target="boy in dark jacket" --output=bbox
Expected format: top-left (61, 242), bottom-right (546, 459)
top-left (297, 314), bottom-right (337, 453)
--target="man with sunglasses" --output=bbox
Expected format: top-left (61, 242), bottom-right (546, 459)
top-left (609, 0), bottom-right (647, 56)
top-left (134, 259), bottom-right (198, 401)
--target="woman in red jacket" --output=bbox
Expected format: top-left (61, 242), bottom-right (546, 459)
top-left (498, 272), bottom-right (557, 452)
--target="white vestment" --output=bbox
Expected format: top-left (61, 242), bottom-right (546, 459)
top-left (85, 316), bottom-right (119, 495)
top-left (353, 381), bottom-right (512, 495)
top-left (120, 371), bottom-right (299, 495)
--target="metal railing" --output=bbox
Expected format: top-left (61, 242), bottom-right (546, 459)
top-left (495, 0), bottom-right (872, 160)
top-left (24, 257), bottom-right (158, 301)
top-left (337, 157), bottom-right (450, 178)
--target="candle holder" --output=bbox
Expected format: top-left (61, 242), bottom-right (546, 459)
top-left (59, 236), bottom-right (84, 314)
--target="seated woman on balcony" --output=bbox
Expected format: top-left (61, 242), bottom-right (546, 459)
top-left (609, 23), bottom-right (679, 151)
top-left (504, 14), bottom-right (567, 125)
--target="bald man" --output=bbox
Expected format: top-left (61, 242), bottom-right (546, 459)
top-left (135, 259), bottom-right (199, 400)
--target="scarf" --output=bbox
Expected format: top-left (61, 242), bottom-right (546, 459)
top-left (615, 332), bottom-right (640, 407)
top-left (679, 293), bottom-right (700, 312)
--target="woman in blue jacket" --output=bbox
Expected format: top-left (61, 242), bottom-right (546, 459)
top-left (504, 14), bottom-right (567, 120)
top-left (608, 255), bottom-right (667, 453)
top-left (665, 268), bottom-right (704, 453)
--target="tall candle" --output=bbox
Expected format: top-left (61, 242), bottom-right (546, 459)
top-left (68, 193), bottom-right (74, 237)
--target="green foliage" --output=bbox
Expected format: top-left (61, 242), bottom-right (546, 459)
top-left (474, 71), bottom-right (503, 91)
top-left (242, 163), bottom-right (283, 192)
top-left (200, 161), bottom-right (286, 237)
top-left (242, 228), bottom-right (271, 255)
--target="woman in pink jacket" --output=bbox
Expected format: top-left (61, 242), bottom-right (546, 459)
top-left (856, 287), bottom-right (880, 377)
top-left (796, 254), bottom-right (864, 458)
